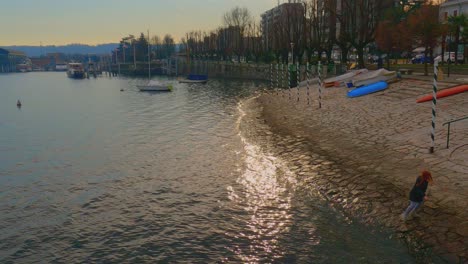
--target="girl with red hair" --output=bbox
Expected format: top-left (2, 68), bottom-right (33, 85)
top-left (401, 170), bottom-right (433, 221)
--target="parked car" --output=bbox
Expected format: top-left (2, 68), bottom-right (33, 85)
top-left (434, 52), bottom-right (464, 63)
top-left (411, 54), bottom-right (432, 64)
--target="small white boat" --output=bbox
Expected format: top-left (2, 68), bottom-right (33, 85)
top-left (136, 30), bottom-right (172, 92)
top-left (179, 79), bottom-right (208, 84)
top-left (324, 68), bottom-right (368, 87)
top-left (137, 80), bottom-right (173, 91)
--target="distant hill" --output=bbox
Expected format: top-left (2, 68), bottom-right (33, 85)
top-left (0, 43), bottom-right (119, 57)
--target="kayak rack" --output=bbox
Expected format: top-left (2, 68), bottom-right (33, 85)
top-left (443, 115), bottom-right (468, 148)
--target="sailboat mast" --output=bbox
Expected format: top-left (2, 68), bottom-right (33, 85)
top-left (148, 30), bottom-right (150, 80)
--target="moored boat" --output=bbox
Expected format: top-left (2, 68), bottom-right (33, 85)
top-left (56, 63), bottom-right (68, 71)
top-left (16, 63), bottom-right (32, 72)
top-left (179, 74), bottom-right (208, 84)
top-left (347, 81), bottom-right (388, 98)
top-left (351, 69), bottom-right (397, 87)
top-left (67, 63), bottom-right (85, 79)
top-left (137, 80), bottom-right (173, 92)
top-left (323, 68), bottom-right (368, 87)
top-left (136, 30), bottom-right (172, 92)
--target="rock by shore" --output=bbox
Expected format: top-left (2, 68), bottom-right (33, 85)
top-left (242, 77), bottom-right (467, 263)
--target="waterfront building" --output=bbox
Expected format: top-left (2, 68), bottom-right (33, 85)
top-left (30, 57), bottom-right (53, 71)
top-left (438, 0), bottom-right (468, 59)
top-left (0, 48), bottom-right (8, 72)
top-left (0, 48), bottom-right (28, 72)
top-left (440, 0), bottom-right (468, 19)
top-left (46, 52), bottom-right (67, 70)
top-left (260, 0), bottom-right (305, 54)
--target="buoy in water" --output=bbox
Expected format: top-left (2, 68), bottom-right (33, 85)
top-left (17, 100), bottom-right (22, 107)
top-left (120, 88), bottom-right (124, 91)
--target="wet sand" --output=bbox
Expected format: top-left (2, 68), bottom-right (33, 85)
top-left (242, 77), bottom-right (467, 262)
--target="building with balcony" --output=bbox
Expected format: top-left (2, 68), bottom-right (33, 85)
top-left (438, 0), bottom-right (467, 60)
top-left (261, 0), bottom-right (305, 53)
top-left (440, 0), bottom-right (468, 20)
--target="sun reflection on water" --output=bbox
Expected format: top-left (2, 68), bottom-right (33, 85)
top-left (226, 101), bottom-right (301, 262)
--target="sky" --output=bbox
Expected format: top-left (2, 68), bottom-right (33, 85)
top-left (0, 0), bottom-right (279, 46)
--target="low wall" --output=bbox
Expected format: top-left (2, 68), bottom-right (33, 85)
top-left (178, 61), bottom-right (346, 85)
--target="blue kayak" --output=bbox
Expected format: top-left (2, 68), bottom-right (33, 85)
top-left (188, 74), bottom-right (208, 81)
top-left (347, 81), bottom-right (388, 98)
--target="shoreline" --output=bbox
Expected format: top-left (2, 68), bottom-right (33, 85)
top-left (242, 78), bottom-right (467, 262)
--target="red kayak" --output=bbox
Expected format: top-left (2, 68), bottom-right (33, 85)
top-left (416, 84), bottom-right (468, 103)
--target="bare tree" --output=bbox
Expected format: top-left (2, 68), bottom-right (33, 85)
top-left (223, 6), bottom-right (253, 61)
top-left (283, 2), bottom-right (306, 63)
top-left (331, 0), bottom-right (353, 64)
top-left (407, 4), bottom-right (443, 75)
top-left (151, 35), bottom-right (162, 59)
top-left (337, 0), bottom-right (393, 68)
top-left (162, 34), bottom-right (175, 59)
top-left (308, 0), bottom-right (335, 62)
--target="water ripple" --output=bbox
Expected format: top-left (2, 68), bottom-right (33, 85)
top-left (0, 73), bottom-right (416, 263)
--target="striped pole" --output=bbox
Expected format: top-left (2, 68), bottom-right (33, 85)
top-left (288, 63), bottom-right (291, 100)
top-left (306, 62), bottom-right (310, 105)
top-left (276, 64), bottom-right (279, 95)
top-left (430, 61), bottom-right (439, 153)
top-left (281, 64), bottom-right (284, 88)
top-left (270, 63), bottom-right (273, 90)
top-left (296, 62), bottom-right (300, 102)
top-left (281, 64), bottom-right (285, 97)
top-left (318, 61), bottom-right (322, 109)
top-left (281, 64), bottom-right (288, 89)
top-left (278, 63), bottom-right (283, 88)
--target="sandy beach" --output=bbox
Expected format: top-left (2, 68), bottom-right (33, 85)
top-left (242, 75), bottom-right (467, 262)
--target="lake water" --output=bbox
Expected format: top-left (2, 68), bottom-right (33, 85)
top-left (0, 72), bottom-right (415, 263)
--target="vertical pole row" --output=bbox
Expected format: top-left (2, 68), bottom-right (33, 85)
top-left (430, 61), bottom-right (438, 153)
top-left (318, 61), bottom-right (322, 109)
top-left (306, 62), bottom-right (310, 105)
top-left (296, 62), bottom-right (300, 102)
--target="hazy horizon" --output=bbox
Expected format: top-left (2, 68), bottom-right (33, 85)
top-left (0, 0), bottom-right (278, 46)
top-left (1, 43), bottom-right (118, 47)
